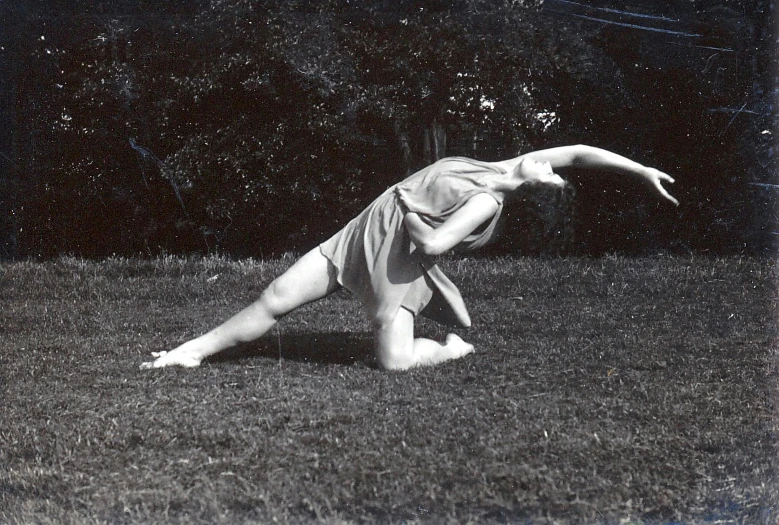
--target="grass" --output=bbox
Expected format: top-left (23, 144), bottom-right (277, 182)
top-left (0, 254), bottom-right (776, 524)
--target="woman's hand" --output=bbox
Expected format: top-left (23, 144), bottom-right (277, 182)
top-left (641, 167), bottom-right (679, 206)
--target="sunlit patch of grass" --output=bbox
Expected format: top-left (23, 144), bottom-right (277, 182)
top-left (1, 254), bottom-right (776, 524)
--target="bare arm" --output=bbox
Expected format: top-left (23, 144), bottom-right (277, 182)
top-left (523, 145), bottom-right (679, 206)
top-left (404, 192), bottom-right (500, 256)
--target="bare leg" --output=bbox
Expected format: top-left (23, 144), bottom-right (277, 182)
top-left (373, 307), bottom-right (475, 370)
top-left (141, 249), bottom-right (340, 368)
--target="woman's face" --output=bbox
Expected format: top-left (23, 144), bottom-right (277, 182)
top-left (516, 158), bottom-right (565, 188)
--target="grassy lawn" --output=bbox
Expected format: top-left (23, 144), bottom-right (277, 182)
top-left (1, 255), bottom-right (776, 524)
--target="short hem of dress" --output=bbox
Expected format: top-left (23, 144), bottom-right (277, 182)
top-left (318, 244), bottom-right (347, 291)
top-left (318, 243), bottom-right (428, 324)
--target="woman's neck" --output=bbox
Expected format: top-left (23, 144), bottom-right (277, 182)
top-left (482, 170), bottom-right (524, 198)
top-left (490, 156), bottom-right (524, 174)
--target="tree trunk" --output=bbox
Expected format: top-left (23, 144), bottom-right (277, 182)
top-left (431, 117), bottom-right (446, 161)
top-left (394, 120), bottom-right (412, 176)
top-left (422, 117), bottom-right (446, 165)
top-left (422, 126), bottom-right (431, 166)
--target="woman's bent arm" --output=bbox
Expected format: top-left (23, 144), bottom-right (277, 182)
top-left (404, 192), bottom-right (500, 256)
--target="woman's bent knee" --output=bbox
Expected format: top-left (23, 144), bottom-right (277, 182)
top-left (258, 250), bottom-right (339, 317)
top-left (258, 280), bottom-right (294, 319)
top-left (376, 346), bottom-right (414, 370)
top-left (373, 308), bottom-right (415, 370)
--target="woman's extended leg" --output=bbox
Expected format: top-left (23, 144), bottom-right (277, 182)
top-left (141, 249), bottom-right (341, 368)
top-left (373, 307), bottom-right (475, 370)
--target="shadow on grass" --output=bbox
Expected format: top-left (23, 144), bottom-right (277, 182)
top-left (205, 330), bottom-right (374, 366)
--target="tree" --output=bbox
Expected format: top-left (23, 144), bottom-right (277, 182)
top-left (7, 0), bottom-right (770, 258)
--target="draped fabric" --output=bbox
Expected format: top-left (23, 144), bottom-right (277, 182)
top-left (319, 157), bottom-right (505, 328)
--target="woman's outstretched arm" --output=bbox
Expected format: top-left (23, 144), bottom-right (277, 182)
top-left (522, 145), bottom-right (680, 206)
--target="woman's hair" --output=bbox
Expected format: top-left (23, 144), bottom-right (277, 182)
top-left (497, 177), bottom-right (577, 255)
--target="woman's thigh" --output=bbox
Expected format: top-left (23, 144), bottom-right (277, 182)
top-left (262, 248), bottom-right (341, 314)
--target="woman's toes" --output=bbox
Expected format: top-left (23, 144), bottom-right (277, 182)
top-left (446, 333), bottom-right (475, 356)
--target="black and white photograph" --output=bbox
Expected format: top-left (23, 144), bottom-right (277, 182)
top-left (1, 1), bottom-right (776, 523)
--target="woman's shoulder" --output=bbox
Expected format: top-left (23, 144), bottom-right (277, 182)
top-left (436, 156), bottom-right (505, 173)
top-left (396, 157), bottom-right (505, 197)
top-left (424, 159), bottom-right (506, 205)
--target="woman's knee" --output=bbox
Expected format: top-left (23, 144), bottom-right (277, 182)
top-left (375, 342), bottom-right (413, 370)
top-left (373, 309), bottom-right (415, 370)
top-left (258, 250), bottom-right (338, 317)
top-left (258, 278), bottom-right (296, 318)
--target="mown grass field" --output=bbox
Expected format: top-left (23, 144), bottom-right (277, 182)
top-left (1, 255), bottom-right (776, 524)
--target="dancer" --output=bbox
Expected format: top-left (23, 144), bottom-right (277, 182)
top-left (141, 145), bottom-right (678, 370)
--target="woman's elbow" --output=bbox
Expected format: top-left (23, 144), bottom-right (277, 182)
top-left (417, 239), bottom-right (444, 256)
top-left (415, 236), bottom-right (449, 256)
top-left (570, 144), bottom-right (594, 165)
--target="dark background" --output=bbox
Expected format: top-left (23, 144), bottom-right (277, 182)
top-left (0, 0), bottom-right (775, 259)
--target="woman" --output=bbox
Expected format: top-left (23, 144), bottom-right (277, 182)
top-left (141, 145), bottom-right (678, 371)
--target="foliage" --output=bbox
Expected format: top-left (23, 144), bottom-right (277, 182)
top-left (1, 0), bottom-right (774, 258)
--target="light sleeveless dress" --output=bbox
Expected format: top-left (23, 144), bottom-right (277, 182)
top-left (319, 157), bottom-right (505, 328)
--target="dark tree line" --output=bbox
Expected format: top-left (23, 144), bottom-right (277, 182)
top-left (0, 0), bottom-right (774, 259)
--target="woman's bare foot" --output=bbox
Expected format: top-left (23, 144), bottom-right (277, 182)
top-left (445, 333), bottom-right (475, 358)
top-left (140, 343), bottom-right (203, 369)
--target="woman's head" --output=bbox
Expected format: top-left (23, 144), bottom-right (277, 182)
top-left (499, 166), bottom-right (577, 255)
top-left (512, 157), bottom-right (565, 189)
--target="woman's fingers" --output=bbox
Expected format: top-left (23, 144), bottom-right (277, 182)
top-left (140, 349), bottom-right (201, 369)
top-left (655, 182), bottom-right (680, 206)
top-left (646, 168), bottom-right (679, 206)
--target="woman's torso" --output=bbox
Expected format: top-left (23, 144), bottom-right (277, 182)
top-left (393, 157), bottom-right (506, 251)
